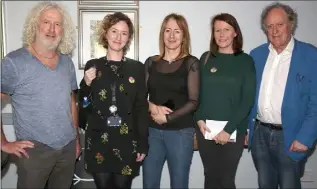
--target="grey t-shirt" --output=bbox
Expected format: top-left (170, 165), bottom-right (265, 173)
top-left (1, 48), bottom-right (78, 149)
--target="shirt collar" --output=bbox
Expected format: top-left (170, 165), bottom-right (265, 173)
top-left (268, 36), bottom-right (294, 55)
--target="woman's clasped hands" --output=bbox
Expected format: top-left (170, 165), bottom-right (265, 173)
top-left (149, 103), bottom-right (173, 125)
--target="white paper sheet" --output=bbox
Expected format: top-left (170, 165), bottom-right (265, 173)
top-left (204, 120), bottom-right (237, 142)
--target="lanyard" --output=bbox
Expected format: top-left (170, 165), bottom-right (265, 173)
top-left (109, 82), bottom-right (118, 115)
top-left (111, 82), bottom-right (116, 106)
top-left (105, 56), bottom-right (125, 115)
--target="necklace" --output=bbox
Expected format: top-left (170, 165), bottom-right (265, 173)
top-left (30, 45), bottom-right (57, 59)
top-left (165, 56), bottom-right (176, 64)
top-left (104, 56), bottom-right (125, 78)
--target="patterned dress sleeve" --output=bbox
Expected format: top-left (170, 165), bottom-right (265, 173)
top-left (78, 60), bottom-right (96, 129)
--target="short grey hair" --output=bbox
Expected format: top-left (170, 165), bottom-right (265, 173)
top-left (260, 2), bottom-right (298, 34)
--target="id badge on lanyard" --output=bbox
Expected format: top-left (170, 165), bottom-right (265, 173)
top-left (107, 83), bottom-right (122, 127)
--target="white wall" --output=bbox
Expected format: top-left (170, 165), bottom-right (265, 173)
top-left (2, 1), bottom-right (317, 188)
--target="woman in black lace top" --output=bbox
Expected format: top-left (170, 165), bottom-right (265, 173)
top-left (142, 13), bottom-right (200, 189)
top-left (78, 12), bottom-right (148, 189)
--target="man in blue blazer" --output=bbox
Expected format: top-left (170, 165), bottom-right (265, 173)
top-left (248, 2), bottom-right (317, 189)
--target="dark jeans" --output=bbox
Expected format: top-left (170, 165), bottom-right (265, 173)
top-left (16, 139), bottom-right (76, 189)
top-left (196, 128), bottom-right (245, 189)
top-left (92, 172), bottom-right (133, 189)
top-left (142, 127), bottom-right (194, 189)
top-left (251, 121), bottom-right (303, 189)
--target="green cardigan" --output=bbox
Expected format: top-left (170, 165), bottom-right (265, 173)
top-left (195, 51), bottom-right (256, 135)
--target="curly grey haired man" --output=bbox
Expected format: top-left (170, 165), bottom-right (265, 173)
top-left (1, 2), bottom-right (80, 188)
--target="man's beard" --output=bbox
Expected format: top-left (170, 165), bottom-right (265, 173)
top-left (36, 31), bottom-right (62, 51)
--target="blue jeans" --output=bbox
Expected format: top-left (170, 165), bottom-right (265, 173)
top-left (251, 121), bottom-right (303, 189)
top-left (142, 127), bottom-right (194, 189)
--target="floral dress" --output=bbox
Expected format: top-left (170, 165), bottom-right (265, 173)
top-left (78, 57), bottom-right (149, 176)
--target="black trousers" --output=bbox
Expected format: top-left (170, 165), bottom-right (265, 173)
top-left (92, 172), bottom-right (133, 189)
top-left (196, 128), bottom-right (245, 189)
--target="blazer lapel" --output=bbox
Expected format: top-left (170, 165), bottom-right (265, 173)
top-left (281, 39), bottom-right (301, 117)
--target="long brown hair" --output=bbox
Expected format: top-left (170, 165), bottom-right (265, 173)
top-left (154, 13), bottom-right (191, 61)
top-left (209, 13), bottom-right (243, 56)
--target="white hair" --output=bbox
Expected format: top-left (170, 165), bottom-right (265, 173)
top-left (22, 1), bottom-right (76, 55)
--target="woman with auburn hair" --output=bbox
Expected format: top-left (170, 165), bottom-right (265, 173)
top-left (142, 13), bottom-right (200, 189)
top-left (194, 13), bottom-right (256, 189)
top-left (78, 12), bottom-right (148, 189)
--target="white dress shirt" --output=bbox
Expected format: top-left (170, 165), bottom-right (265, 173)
top-left (257, 38), bottom-right (295, 124)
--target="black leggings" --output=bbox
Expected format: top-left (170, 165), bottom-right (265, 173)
top-left (92, 172), bottom-right (133, 189)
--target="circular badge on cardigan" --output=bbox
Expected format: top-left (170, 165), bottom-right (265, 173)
top-left (210, 67), bottom-right (217, 73)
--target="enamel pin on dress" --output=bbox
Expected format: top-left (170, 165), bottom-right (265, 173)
top-left (129, 76), bottom-right (135, 83)
top-left (83, 97), bottom-right (90, 108)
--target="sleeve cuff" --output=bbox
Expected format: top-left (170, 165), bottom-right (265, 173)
top-left (194, 115), bottom-right (204, 122)
top-left (194, 110), bottom-right (204, 122)
top-left (223, 123), bottom-right (236, 135)
top-left (137, 139), bottom-right (149, 154)
top-left (79, 83), bottom-right (91, 97)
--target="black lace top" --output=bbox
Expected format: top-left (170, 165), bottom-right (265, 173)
top-left (145, 55), bottom-right (200, 130)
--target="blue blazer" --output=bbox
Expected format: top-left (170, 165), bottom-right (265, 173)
top-left (248, 39), bottom-right (317, 160)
